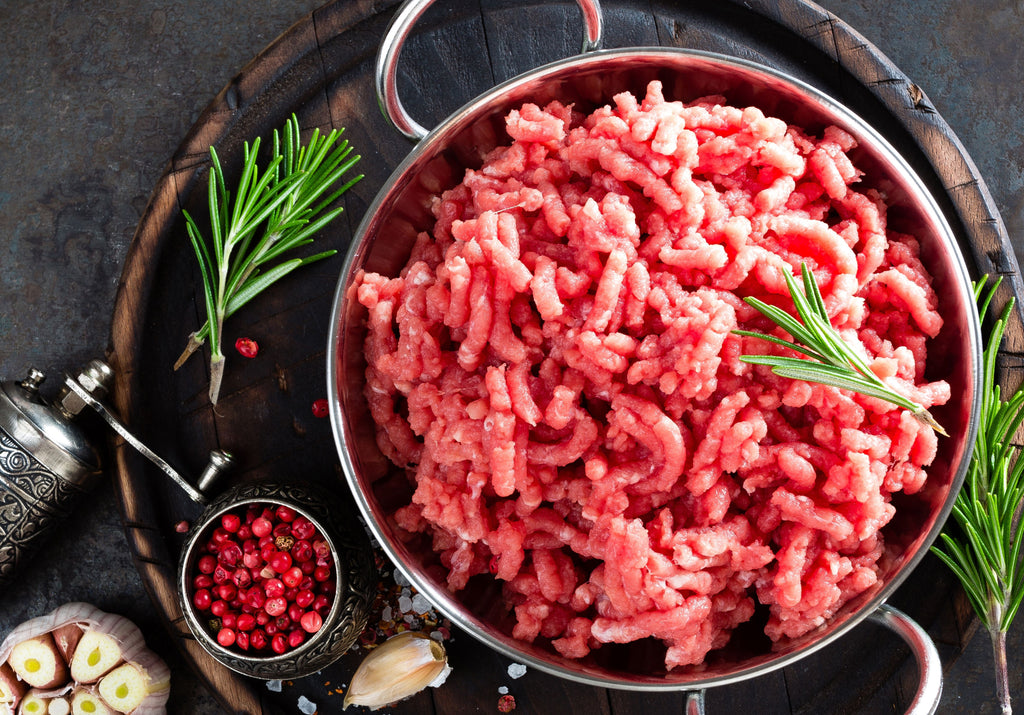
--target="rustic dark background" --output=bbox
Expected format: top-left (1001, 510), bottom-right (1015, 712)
top-left (0, 0), bottom-right (1022, 713)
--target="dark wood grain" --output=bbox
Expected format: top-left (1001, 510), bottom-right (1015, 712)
top-left (107, 0), bottom-right (1021, 712)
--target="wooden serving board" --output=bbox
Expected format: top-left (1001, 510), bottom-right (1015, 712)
top-left (106, 0), bottom-right (1023, 713)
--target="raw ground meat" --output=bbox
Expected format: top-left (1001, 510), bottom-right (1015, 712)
top-left (352, 80), bottom-right (950, 670)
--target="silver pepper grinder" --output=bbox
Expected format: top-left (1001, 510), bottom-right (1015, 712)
top-left (0, 358), bottom-right (231, 589)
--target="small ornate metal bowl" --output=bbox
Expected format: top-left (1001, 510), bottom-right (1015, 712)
top-left (176, 480), bottom-right (376, 679)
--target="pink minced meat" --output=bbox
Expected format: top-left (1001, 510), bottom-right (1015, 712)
top-left (353, 80), bottom-right (949, 670)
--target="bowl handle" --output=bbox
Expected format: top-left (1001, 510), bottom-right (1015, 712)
top-left (375, 0), bottom-right (604, 141)
top-left (685, 604), bottom-right (942, 714)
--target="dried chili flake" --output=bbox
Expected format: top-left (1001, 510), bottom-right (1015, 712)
top-left (175, 520), bottom-right (190, 533)
top-left (235, 337), bottom-right (259, 358)
top-left (498, 694), bottom-right (516, 712)
top-left (311, 398), bottom-right (329, 418)
top-left (359, 627), bottom-right (378, 647)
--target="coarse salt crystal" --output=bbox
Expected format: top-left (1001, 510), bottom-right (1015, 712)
top-left (297, 695), bottom-right (317, 714)
top-left (381, 606), bottom-right (393, 621)
top-left (398, 595), bottom-right (414, 613)
top-left (507, 663), bottom-right (527, 679)
top-left (394, 570), bottom-right (411, 587)
top-left (411, 593), bottom-right (432, 612)
top-left (499, 686), bottom-right (509, 694)
top-left (266, 680), bottom-right (282, 693)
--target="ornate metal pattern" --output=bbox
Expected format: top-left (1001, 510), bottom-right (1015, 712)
top-left (177, 480), bottom-right (376, 679)
top-left (0, 429), bottom-right (85, 585)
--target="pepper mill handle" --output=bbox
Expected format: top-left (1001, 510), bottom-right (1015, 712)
top-left (59, 360), bottom-right (232, 504)
top-left (0, 359), bottom-right (232, 590)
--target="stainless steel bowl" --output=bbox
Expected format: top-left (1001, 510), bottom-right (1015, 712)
top-left (326, 0), bottom-right (981, 704)
top-left (176, 480), bottom-right (376, 679)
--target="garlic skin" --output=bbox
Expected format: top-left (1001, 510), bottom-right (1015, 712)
top-left (343, 632), bottom-right (451, 710)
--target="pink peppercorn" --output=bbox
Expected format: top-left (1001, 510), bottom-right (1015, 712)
top-left (265, 597), bottom-right (288, 617)
top-left (311, 398), bottom-right (329, 418)
top-left (288, 629), bottom-right (306, 649)
top-left (190, 501), bottom-right (336, 657)
top-left (300, 611), bottom-right (323, 634)
top-left (217, 628), bottom-right (236, 648)
top-left (251, 517), bottom-right (272, 538)
top-left (235, 337), bottom-right (259, 358)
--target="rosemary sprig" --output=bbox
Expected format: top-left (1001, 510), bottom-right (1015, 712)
top-left (176, 114), bottom-right (362, 404)
top-left (932, 276), bottom-right (1024, 715)
top-left (734, 263), bottom-right (947, 436)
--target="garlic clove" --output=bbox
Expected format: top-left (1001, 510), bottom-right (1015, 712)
top-left (343, 632), bottom-right (451, 710)
top-left (8, 636), bottom-right (67, 690)
top-left (70, 688), bottom-right (113, 715)
top-left (96, 663), bottom-right (153, 714)
top-left (50, 626), bottom-right (83, 669)
top-left (44, 696), bottom-right (69, 715)
top-left (69, 632), bottom-right (122, 685)
top-left (16, 690), bottom-right (48, 715)
top-left (0, 662), bottom-right (27, 708)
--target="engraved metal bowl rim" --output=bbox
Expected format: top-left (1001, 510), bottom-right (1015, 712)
top-left (175, 482), bottom-right (352, 679)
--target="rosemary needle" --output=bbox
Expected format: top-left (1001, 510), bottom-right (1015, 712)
top-left (734, 262), bottom-right (947, 436)
top-left (176, 114), bottom-right (362, 405)
top-left (932, 276), bottom-right (1024, 715)
top-left (739, 265), bottom-right (1023, 710)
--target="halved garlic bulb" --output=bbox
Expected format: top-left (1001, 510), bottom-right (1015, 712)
top-left (0, 603), bottom-right (168, 715)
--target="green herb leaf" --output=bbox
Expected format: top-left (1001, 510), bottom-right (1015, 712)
top-left (735, 262), bottom-right (947, 436)
top-left (175, 114), bottom-right (361, 404)
top-left (932, 275), bottom-right (1024, 713)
